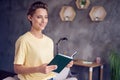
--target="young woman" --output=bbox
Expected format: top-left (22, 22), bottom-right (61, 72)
top-left (14, 1), bottom-right (73, 80)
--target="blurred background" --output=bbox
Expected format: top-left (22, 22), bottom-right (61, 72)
top-left (0, 0), bottom-right (120, 80)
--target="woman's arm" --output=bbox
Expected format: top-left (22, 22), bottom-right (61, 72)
top-left (14, 64), bottom-right (57, 74)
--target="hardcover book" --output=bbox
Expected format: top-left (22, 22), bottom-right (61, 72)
top-left (48, 53), bottom-right (73, 73)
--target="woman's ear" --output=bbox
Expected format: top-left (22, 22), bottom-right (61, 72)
top-left (27, 15), bottom-right (32, 21)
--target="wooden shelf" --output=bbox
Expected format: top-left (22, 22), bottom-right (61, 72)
top-left (89, 6), bottom-right (107, 21)
top-left (59, 6), bottom-right (76, 21)
top-left (75, 0), bottom-right (90, 9)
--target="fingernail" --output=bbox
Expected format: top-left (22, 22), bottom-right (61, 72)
top-left (55, 65), bottom-right (58, 69)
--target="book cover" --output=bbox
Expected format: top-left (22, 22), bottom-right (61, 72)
top-left (48, 54), bottom-right (73, 73)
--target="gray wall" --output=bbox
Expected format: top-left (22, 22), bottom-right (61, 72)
top-left (0, 0), bottom-right (120, 80)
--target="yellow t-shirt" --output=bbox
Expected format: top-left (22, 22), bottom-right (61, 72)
top-left (14, 32), bottom-right (55, 80)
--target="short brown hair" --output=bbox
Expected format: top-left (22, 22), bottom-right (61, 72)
top-left (27, 1), bottom-right (48, 16)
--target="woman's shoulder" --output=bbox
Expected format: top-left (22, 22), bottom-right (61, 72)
top-left (16, 32), bottom-right (30, 42)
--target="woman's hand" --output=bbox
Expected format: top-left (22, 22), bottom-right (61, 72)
top-left (66, 61), bottom-right (73, 68)
top-left (37, 64), bottom-right (57, 74)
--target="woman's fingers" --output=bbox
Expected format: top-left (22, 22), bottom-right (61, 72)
top-left (67, 61), bottom-right (73, 68)
top-left (45, 65), bottom-right (57, 73)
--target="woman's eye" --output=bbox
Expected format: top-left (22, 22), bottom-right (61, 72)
top-left (37, 16), bottom-right (42, 18)
top-left (36, 15), bottom-right (48, 19)
top-left (45, 16), bottom-right (48, 19)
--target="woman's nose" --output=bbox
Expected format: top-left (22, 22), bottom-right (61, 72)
top-left (41, 18), bottom-right (44, 23)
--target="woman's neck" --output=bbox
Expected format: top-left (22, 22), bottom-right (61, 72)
top-left (30, 29), bottom-right (43, 39)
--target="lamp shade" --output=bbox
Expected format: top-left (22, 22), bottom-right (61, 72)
top-left (59, 6), bottom-right (76, 21)
top-left (89, 6), bottom-right (107, 21)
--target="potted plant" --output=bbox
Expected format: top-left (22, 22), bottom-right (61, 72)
top-left (109, 50), bottom-right (120, 80)
top-left (80, 0), bottom-right (86, 8)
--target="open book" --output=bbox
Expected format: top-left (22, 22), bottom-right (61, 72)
top-left (48, 51), bottom-right (77, 73)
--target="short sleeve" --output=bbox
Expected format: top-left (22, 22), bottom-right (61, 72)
top-left (14, 38), bottom-right (27, 65)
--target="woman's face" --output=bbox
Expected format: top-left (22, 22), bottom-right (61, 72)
top-left (28, 8), bottom-right (48, 31)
